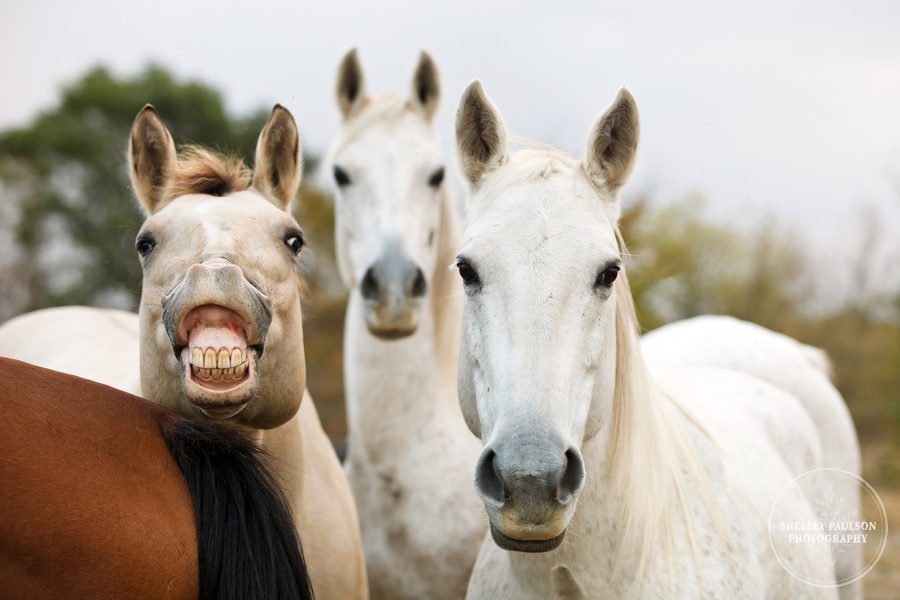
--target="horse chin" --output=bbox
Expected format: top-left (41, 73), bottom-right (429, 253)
top-left (363, 308), bottom-right (420, 340)
top-left (489, 522), bottom-right (567, 553)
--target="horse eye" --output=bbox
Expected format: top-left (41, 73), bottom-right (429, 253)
top-left (428, 167), bottom-right (445, 188)
top-left (596, 266), bottom-right (619, 288)
top-left (136, 235), bottom-right (156, 258)
top-left (333, 165), bottom-right (351, 187)
top-left (457, 261), bottom-right (479, 285)
top-left (284, 232), bottom-right (304, 256)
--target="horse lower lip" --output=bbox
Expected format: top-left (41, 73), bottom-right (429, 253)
top-left (198, 404), bottom-right (248, 419)
top-left (489, 523), bottom-right (566, 553)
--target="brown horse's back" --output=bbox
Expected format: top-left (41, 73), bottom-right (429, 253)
top-left (0, 358), bottom-right (198, 599)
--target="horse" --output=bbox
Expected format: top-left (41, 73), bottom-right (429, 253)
top-left (452, 80), bottom-right (844, 598)
top-left (0, 357), bottom-right (313, 600)
top-left (0, 105), bottom-right (368, 599)
top-left (641, 314), bottom-right (862, 598)
top-left (326, 49), bottom-right (483, 599)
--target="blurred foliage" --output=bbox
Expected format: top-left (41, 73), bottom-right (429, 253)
top-left (620, 193), bottom-right (900, 451)
top-left (0, 65), bottom-right (271, 314)
top-left (1, 64), bottom-right (897, 458)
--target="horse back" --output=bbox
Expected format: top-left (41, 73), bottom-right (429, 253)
top-left (0, 357), bottom-right (199, 599)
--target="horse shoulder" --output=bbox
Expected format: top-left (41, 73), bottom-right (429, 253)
top-left (260, 390), bottom-right (369, 600)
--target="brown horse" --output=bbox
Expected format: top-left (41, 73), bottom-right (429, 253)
top-left (0, 357), bottom-right (314, 600)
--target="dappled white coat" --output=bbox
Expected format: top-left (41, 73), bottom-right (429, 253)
top-left (328, 49), bottom-right (484, 600)
top-left (641, 314), bottom-right (862, 599)
top-left (453, 80), bottom-right (848, 599)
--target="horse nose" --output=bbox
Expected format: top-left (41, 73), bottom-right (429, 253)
top-left (359, 257), bottom-right (427, 302)
top-left (162, 262), bottom-right (273, 356)
top-left (474, 443), bottom-right (585, 508)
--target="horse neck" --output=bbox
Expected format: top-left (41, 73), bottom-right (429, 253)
top-left (344, 243), bottom-right (464, 463)
top-left (429, 185), bottom-right (463, 386)
top-left (566, 269), bottom-right (715, 583)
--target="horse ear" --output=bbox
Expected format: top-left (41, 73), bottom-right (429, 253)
top-left (455, 80), bottom-right (509, 189)
top-left (336, 48), bottom-right (367, 120)
top-left (129, 104), bottom-right (177, 215)
top-left (584, 88), bottom-right (640, 195)
top-left (253, 104), bottom-right (302, 211)
top-left (410, 51), bottom-right (440, 121)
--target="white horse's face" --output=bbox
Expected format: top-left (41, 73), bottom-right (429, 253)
top-left (454, 81), bottom-right (639, 552)
top-left (130, 104), bottom-right (306, 429)
top-left (329, 50), bottom-right (445, 339)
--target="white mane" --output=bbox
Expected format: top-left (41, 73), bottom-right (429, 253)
top-left (607, 256), bottom-right (722, 586)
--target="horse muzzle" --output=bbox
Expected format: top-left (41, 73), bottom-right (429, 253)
top-left (161, 262), bottom-right (272, 418)
top-left (474, 439), bottom-right (585, 553)
top-left (359, 254), bottom-right (427, 339)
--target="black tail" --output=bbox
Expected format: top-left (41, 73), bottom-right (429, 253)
top-left (163, 419), bottom-right (314, 600)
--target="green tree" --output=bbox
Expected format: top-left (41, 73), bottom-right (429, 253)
top-left (620, 193), bottom-right (812, 333)
top-left (0, 65), bottom-right (271, 315)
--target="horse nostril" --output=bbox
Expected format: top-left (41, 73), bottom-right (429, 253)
top-left (409, 267), bottom-right (427, 298)
top-left (474, 448), bottom-right (506, 507)
top-left (360, 266), bottom-right (379, 301)
top-left (557, 448), bottom-right (585, 505)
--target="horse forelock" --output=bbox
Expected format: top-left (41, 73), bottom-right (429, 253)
top-left (330, 95), bottom-right (423, 154)
top-left (169, 146), bottom-right (252, 200)
top-left (476, 145), bottom-right (574, 193)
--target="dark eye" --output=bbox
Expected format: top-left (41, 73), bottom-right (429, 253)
top-left (284, 231), bottom-right (304, 256)
top-left (457, 260), bottom-right (479, 285)
top-left (333, 165), bottom-right (351, 187)
top-left (595, 266), bottom-right (620, 288)
top-left (136, 235), bottom-right (156, 258)
top-left (428, 167), bottom-right (445, 188)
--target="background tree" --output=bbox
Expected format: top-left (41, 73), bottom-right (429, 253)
top-left (0, 65), bottom-right (272, 318)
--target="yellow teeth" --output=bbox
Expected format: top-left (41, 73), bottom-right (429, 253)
top-left (189, 346), bottom-right (248, 381)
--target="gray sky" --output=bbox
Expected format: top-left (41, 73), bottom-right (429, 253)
top-left (3, 0), bottom-right (900, 244)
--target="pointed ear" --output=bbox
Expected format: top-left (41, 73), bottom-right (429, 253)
top-left (584, 88), bottom-right (640, 194)
top-left (410, 51), bottom-right (440, 121)
top-left (253, 104), bottom-right (302, 211)
top-left (336, 48), bottom-right (367, 120)
top-left (455, 80), bottom-right (509, 188)
top-left (129, 104), bottom-right (177, 215)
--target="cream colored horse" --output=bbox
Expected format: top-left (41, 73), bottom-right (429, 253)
top-left (326, 49), bottom-right (483, 599)
top-left (453, 80), bottom-right (842, 598)
top-left (0, 105), bottom-right (368, 599)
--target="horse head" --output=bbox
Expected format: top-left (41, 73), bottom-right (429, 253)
top-left (454, 80), bottom-right (640, 552)
top-left (328, 49), bottom-right (449, 339)
top-left (130, 104), bottom-right (306, 429)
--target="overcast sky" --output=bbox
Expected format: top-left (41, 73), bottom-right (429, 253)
top-left (3, 0), bottom-right (900, 246)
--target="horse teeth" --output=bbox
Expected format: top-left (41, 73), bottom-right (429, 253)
top-left (234, 362), bottom-right (246, 379)
top-left (223, 368), bottom-right (234, 381)
top-left (191, 347), bottom-right (203, 367)
top-left (231, 348), bottom-right (246, 367)
top-left (211, 368), bottom-right (223, 381)
top-left (192, 365), bottom-right (200, 376)
top-left (204, 348), bottom-right (216, 369)
top-left (218, 348), bottom-right (230, 369)
top-left (200, 368), bottom-right (211, 379)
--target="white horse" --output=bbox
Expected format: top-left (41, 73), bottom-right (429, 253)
top-left (641, 315), bottom-right (862, 598)
top-left (453, 80), bottom-right (843, 598)
top-left (327, 49), bottom-right (483, 599)
top-left (0, 105), bottom-right (368, 599)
